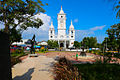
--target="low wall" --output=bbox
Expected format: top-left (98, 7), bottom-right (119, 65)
top-left (48, 49), bottom-right (55, 51)
top-left (66, 49), bottom-right (88, 52)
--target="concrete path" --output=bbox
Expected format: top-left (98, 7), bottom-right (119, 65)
top-left (12, 56), bottom-right (55, 80)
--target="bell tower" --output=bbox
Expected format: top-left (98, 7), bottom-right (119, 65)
top-left (57, 6), bottom-right (66, 38)
top-left (69, 20), bottom-right (75, 47)
top-left (49, 22), bottom-right (55, 40)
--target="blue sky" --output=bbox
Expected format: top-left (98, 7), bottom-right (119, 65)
top-left (39, 0), bottom-right (119, 43)
top-left (0, 0), bottom-right (119, 43)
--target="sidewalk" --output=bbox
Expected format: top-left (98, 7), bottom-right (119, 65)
top-left (12, 56), bottom-right (55, 80)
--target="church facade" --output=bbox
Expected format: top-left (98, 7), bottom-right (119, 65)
top-left (49, 6), bottom-right (75, 48)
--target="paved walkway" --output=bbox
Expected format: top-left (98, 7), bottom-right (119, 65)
top-left (12, 56), bottom-right (55, 80)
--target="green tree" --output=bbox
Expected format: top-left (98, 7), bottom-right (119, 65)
top-left (0, 0), bottom-right (47, 79)
top-left (0, 0), bottom-right (46, 33)
top-left (9, 28), bottom-right (22, 44)
top-left (81, 37), bottom-right (97, 48)
top-left (74, 41), bottom-right (80, 49)
top-left (89, 37), bottom-right (97, 48)
top-left (97, 43), bottom-right (102, 49)
top-left (1, 28), bottom-right (22, 44)
top-left (106, 23), bottom-right (120, 53)
top-left (47, 40), bottom-right (59, 49)
top-left (102, 37), bottom-right (118, 51)
top-left (81, 37), bottom-right (89, 49)
top-left (53, 41), bottom-right (59, 48)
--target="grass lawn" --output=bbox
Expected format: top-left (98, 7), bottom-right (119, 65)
top-left (35, 51), bottom-right (72, 54)
top-left (11, 52), bottom-right (27, 58)
top-left (35, 51), bottom-right (48, 54)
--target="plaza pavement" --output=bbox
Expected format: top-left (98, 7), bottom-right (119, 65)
top-left (12, 56), bottom-right (55, 80)
top-left (12, 52), bottom-right (120, 80)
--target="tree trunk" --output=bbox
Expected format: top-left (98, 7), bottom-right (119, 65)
top-left (0, 32), bottom-right (12, 80)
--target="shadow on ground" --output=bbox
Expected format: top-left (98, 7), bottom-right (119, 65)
top-left (13, 68), bottom-right (34, 80)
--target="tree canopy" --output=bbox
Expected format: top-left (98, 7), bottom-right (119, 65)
top-left (81, 37), bottom-right (97, 48)
top-left (106, 23), bottom-right (120, 52)
top-left (73, 37), bottom-right (97, 49)
top-left (47, 40), bottom-right (59, 49)
top-left (1, 28), bottom-right (22, 44)
top-left (0, 0), bottom-right (47, 33)
top-left (74, 41), bottom-right (80, 48)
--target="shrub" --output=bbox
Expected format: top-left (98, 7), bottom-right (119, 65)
top-left (53, 57), bottom-right (81, 80)
top-left (40, 49), bottom-right (45, 52)
top-left (11, 49), bottom-right (25, 57)
top-left (44, 48), bottom-right (47, 51)
top-left (91, 50), bottom-right (94, 54)
top-left (11, 49), bottom-right (26, 66)
top-left (86, 50), bottom-right (90, 53)
top-left (95, 57), bottom-right (111, 64)
top-left (104, 52), bottom-right (113, 57)
top-left (114, 53), bottom-right (120, 59)
top-left (90, 50), bottom-right (102, 55)
top-left (74, 64), bottom-right (120, 80)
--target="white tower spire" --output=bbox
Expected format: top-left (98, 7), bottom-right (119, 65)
top-left (69, 20), bottom-right (74, 29)
top-left (59, 5), bottom-right (64, 14)
top-left (50, 21), bottom-right (54, 29)
top-left (49, 21), bottom-right (55, 40)
top-left (69, 20), bottom-right (75, 48)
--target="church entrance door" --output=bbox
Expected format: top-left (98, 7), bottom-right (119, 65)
top-left (60, 43), bottom-right (64, 47)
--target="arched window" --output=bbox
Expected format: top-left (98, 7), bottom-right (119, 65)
top-left (51, 31), bottom-right (52, 34)
top-left (51, 36), bottom-right (53, 38)
top-left (71, 31), bottom-right (73, 35)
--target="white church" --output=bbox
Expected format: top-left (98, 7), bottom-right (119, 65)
top-left (49, 6), bottom-right (75, 49)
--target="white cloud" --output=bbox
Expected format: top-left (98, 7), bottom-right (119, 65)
top-left (75, 30), bottom-right (95, 41)
top-left (22, 13), bottom-right (51, 41)
top-left (90, 25), bottom-right (106, 31)
top-left (33, 13), bottom-right (51, 31)
top-left (75, 25), bottom-right (106, 42)
top-left (74, 19), bottom-right (78, 23)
